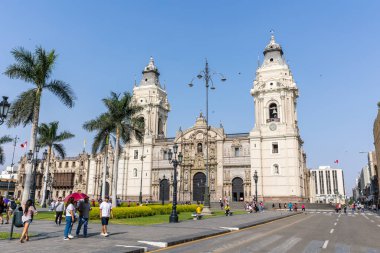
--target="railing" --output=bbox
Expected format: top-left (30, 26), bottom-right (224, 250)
top-left (266, 118), bottom-right (280, 123)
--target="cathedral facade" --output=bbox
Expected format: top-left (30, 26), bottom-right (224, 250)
top-left (86, 35), bottom-right (309, 203)
top-left (15, 36), bottom-right (310, 203)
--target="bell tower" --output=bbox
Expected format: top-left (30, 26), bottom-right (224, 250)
top-left (132, 57), bottom-right (170, 138)
top-left (249, 35), bottom-right (307, 202)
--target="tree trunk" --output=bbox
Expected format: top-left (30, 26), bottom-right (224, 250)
top-left (112, 128), bottom-right (120, 208)
top-left (22, 90), bottom-right (41, 204)
top-left (41, 146), bottom-right (52, 207)
top-left (101, 134), bottom-right (109, 201)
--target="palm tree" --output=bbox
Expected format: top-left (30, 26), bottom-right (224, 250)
top-left (38, 121), bottom-right (74, 207)
top-left (83, 92), bottom-right (144, 207)
top-left (0, 135), bottom-right (13, 165)
top-left (4, 46), bottom-right (76, 202)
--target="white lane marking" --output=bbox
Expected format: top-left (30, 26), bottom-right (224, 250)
top-left (115, 245), bottom-right (147, 252)
top-left (322, 240), bottom-right (329, 249)
top-left (268, 237), bottom-right (301, 253)
top-left (371, 220), bottom-right (375, 223)
top-left (138, 241), bottom-right (168, 248)
top-left (330, 229), bottom-right (334, 234)
top-left (317, 212), bottom-right (321, 213)
top-left (334, 222), bottom-right (337, 226)
top-left (220, 227), bottom-right (239, 231)
top-left (377, 224), bottom-right (380, 227)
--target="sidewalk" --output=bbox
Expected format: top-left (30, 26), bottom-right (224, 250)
top-left (0, 210), bottom-right (299, 253)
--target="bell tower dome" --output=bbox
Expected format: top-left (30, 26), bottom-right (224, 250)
top-left (133, 57), bottom-right (170, 138)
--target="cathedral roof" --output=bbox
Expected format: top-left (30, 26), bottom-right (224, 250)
top-left (263, 35), bottom-right (283, 56)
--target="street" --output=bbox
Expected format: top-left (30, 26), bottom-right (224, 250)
top-left (153, 211), bottom-right (380, 253)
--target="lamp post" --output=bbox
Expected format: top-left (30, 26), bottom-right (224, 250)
top-left (6, 136), bottom-right (19, 198)
top-left (168, 143), bottom-right (183, 223)
top-left (27, 145), bottom-right (47, 203)
top-left (188, 60), bottom-right (226, 213)
top-left (159, 175), bottom-right (166, 205)
top-left (253, 170), bottom-right (258, 203)
top-left (0, 96), bottom-right (11, 125)
top-left (139, 153), bottom-right (146, 204)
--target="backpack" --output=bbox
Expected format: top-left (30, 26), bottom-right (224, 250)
top-left (10, 201), bottom-right (17, 210)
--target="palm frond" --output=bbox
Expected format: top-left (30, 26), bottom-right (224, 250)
top-left (45, 80), bottom-right (76, 108)
top-left (7, 89), bottom-right (37, 127)
top-left (55, 131), bottom-right (75, 142)
top-left (0, 135), bottom-right (13, 145)
top-left (53, 143), bottom-right (66, 158)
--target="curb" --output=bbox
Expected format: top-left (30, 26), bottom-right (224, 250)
top-left (163, 212), bottom-right (301, 248)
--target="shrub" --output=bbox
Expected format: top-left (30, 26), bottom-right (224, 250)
top-left (89, 206), bottom-right (155, 220)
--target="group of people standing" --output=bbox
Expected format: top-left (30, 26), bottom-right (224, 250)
top-left (0, 196), bottom-right (18, 225)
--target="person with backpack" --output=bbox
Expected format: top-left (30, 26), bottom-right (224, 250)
top-left (20, 199), bottom-right (37, 243)
top-left (6, 198), bottom-right (17, 224)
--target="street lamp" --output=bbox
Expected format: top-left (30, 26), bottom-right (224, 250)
top-left (0, 96), bottom-right (11, 125)
top-left (159, 175), bottom-right (166, 205)
top-left (41, 149), bottom-right (49, 207)
top-left (168, 143), bottom-right (183, 223)
top-left (253, 170), bottom-right (258, 202)
top-left (139, 153), bottom-right (146, 204)
top-left (188, 60), bottom-right (226, 213)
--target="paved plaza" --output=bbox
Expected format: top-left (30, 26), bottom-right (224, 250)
top-left (0, 211), bottom-right (296, 253)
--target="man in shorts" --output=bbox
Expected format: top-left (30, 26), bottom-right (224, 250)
top-left (99, 196), bottom-right (113, 237)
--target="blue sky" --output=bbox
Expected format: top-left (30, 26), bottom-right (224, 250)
top-left (1, 1), bottom-right (379, 195)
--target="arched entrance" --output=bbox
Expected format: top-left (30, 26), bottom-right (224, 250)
top-left (159, 179), bottom-right (169, 201)
top-left (193, 172), bottom-right (206, 202)
top-left (232, 177), bottom-right (244, 201)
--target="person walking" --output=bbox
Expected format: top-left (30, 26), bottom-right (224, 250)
top-left (301, 203), bottom-right (306, 212)
top-left (99, 196), bottom-right (113, 237)
top-left (20, 199), bottom-right (37, 243)
top-left (63, 197), bottom-right (75, 240)
top-left (76, 197), bottom-right (91, 237)
top-left (0, 196), bottom-right (6, 224)
top-left (54, 197), bottom-right (65, 226)
top-left (7, 198), bottom-right (17, 224)
top-left (288, 202), bottom-right (293, 212)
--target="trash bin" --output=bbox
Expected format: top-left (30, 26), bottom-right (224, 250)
top-left (13, 210), bottom-right (23, 228)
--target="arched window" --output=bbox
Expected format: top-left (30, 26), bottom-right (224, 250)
top-left (269, 103), bottom-right (278, 119)
top-left (158, 118), bottom-right (164, 136)
top-left (197, 143), bottom-right (203, 153)
top-left (273, 164), bottom-right (280, 175)
top-left (133, 168), bottom-right (138, 177)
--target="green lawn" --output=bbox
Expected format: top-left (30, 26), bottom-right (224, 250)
top-left (33, 210), bottom-right (248, 225)
top-left (0, 232), bottom-right (21, 239)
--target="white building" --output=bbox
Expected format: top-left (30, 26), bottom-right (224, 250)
top-left (84, 35), bottom-right (309, 203)
top-left (310, 166), bottom-right (346, 204)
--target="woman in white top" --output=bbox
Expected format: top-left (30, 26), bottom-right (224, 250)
top-left (63, 197), bottom-right (75, 240)
top-left (20, 199), bottom-right (37, 243)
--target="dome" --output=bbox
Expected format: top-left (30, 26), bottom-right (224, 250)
top-left (263, 35), bottom-right (283, 55)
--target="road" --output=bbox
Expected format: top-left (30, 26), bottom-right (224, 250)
top-left (152, 211), bottom-right (380, 253)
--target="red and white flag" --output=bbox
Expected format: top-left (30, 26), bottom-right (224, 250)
top-left (20, 141), bottom-right (27, 149)
top-left (334, 160), bottom-right (339, 164)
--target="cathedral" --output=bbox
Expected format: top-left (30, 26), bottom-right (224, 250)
top-left (86, 34), bottom-right (309, 203)
top-left (15, 35), bottom-right (310, 203)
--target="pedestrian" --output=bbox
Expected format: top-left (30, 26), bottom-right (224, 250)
top-left (54, 197), bottom-right (65, 226)
top-left (7, 197), bottom-right (17, 224)
top-left (278, 203), bottom-right (281, 209)
top-left (288, 202), bottom-right (293, 212)
top-left (20, 199), bottom-right (37, 243)
top-left (63, 197), bottom-right (75, 240)
top-left (0, 196), bottom-right (6, 224)
top-left (99, 196), bottom-right (113, 237)
top-left (301, 203), bottom-right (305, 212)
top-left (76, 197), bottom-right (91, 237)
top-left (343, 205), bottom-right (347, 214)
top-left (294, 203), bottom-right (298, 212)
top-left (219, 198), bottom-right (224, 210)
top-left (225, 204), bottom-right (231, 216)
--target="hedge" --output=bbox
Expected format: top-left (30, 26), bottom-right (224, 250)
top-left (89, 204), bottom-right (199, 220)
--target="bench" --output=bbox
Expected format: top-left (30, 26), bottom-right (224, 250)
top-left (192, 213), bottom-right (203, 220)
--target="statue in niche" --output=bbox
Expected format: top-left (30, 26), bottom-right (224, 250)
top-left (184, 170), bottom-right (188, 180)
top-left (184, 182), bottom-right (188, 191)
top-left (211, 170), bottom-right (215, 180)
top-left (211, 181), bottom-right (215, 190)
top-left (197, 143), bottom-right (203, 153)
